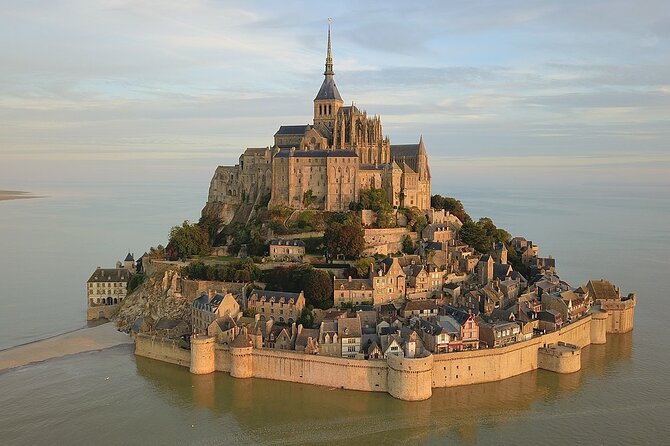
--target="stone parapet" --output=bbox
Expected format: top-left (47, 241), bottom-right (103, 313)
top-left (538, 342), bottom-right (581, 374)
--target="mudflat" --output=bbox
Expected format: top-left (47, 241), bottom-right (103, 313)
top-left (0, 190), bottom-right (41, 201)
top-left (0, 323), bottom-right (132, 371)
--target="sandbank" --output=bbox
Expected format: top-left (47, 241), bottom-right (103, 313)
top-left (0, 322), bottom-right (132, 371)
top-left (0, 190), bottom-right (42, 202)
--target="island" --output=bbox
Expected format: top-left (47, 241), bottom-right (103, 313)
top-left (89, 26), bottom-right (636, 401)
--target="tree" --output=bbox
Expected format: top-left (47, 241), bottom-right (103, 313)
top-left (402, 235), bottom-right (414, 254)
top-left (458, 220), bottom-right (489, 254)
top-left (405, 207), bottom-right (428, 233)
top-left (324, 213), bottom-right (365, 260)
top-left (357, 188), bottom-right (394, 228)
top-left (198, 214), bottom-right (222, 245)
top-left (353, 257), bottom-right (375, 278)
top-left (302, 189), bottom-right (316, 208)
top-left (431, 195), bottom-right (471, 223)
top-left (296, 307), bottom-right (315, 328)
top-left (300, 269), bottom-right (333, 309)
top-left (166, 221), bottom-right (209, 260)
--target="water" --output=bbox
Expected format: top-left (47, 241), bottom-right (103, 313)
top-left (1, 160), bottom-right (669, 444)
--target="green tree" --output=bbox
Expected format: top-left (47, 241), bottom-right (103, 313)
top-left (431, 195), bottom-right (471, 223)
top-left (324, 213), bottom-right (365, 260)
top-left (402, 235), bottom-right (414, 254)
top-left (353, 257), bottom-right (375, 278)
top-left (296, 307), bottom-right (315, 328)
top-left (458, 220), bottom-right (489, 254)
top-left (405, 207), bottom-right (428, 233)
top-left (166, 221), bottom-right (210, 260)
top-left (300, 269), bottom-right (333, 309)
top-left (127, 273), bottom-right (146, 294)
top-left (198, 214), bottom-right (222, 245)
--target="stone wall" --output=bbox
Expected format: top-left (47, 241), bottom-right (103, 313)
top-left (135, 334), bottom-right (190, 367)
top-left (87, 304), bottom-right (119, 321)
top-left (363, 227), bottom-right (418, 256)
top-left (181, 279), bottom-right (245, 300)
top-left (135, 305), bottom-right (632, 401)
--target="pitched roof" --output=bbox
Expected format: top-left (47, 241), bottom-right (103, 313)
top-left (404, 300), bottom-right (439, 311)
top-left (274, 125), bottom-right (310, 136)
top-left (124, 253), bottom-right (134, 262)
top-left (269, 239), bottom-right (305, 247)
top-left (587, 279), bottom-right (620, 300)
top-left (274, 149), bottom-right (358, 158)
top-left (315, 75), bottom-right (342, 101)
top-left (251, 289), bottom-right (302, 302)
top-left (390, 144), bottom-right (420, 158)
top-left (87, 268), bottom-right (132, 283)
top-left (337, 316), bottom-right (362, 338)
top-left (334, 278), bottom-right (372, 290)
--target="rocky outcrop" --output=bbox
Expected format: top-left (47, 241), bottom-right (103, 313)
top-left (115, 269), bottom-right (192, 332)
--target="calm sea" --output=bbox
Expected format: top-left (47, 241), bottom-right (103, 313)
top-left (1, 160), bottom-right (669, 445)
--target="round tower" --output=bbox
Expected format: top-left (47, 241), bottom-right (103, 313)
top-left (190, 335), bottom-right (216, 375)
top-left (386, 354), bottom-right (433, 401)
top-left (590, 308), bottom-right (608, 345)
top-left (230, 335), bottom-right (253, 379)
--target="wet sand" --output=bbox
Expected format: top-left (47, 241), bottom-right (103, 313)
top-left (0, 190), bottom-right (42, 201)
top-left (0, 323), bottom-right (133, 371)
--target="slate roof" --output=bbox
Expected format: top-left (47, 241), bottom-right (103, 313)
top-left (334, 278), bottom-right (372, 290)
top-left (274, 149), bottom-right (358, 158)
top-left (338, 316), bottom-right (362, 338)
top-left (315, 75), bottom-right (342, 101)
top-left (269, 239), bottom-right (305, 247)
top-left (124, 253), bottom-right (134, 262)
top-left (251, 289), bottom-right (302, 302)
top-left (390, 144), bottom-right (420, 158)
top-left (493, 263), bottom-right (513, 281)
top-left (274, 125), bottom-right (310, 136)
top-left (87, 268), bottom-right (132, 283)
top-left (404, 300), bottom-right (439, 312)
top-left (436, 315), bottom-right (461, 334)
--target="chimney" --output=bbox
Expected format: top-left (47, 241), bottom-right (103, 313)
top-left (348, 276), bottom-right (352, 282)
top-left (208, 289), bottom-right (215, 300)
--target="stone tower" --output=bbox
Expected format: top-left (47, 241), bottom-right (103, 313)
top-left (313, 23), bottom-right (343, 136)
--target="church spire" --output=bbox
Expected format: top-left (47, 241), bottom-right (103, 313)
top-left (325, 19), bottom-right (334, 76)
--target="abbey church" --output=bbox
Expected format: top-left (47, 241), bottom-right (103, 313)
top-left (205, 26), bottom-right (431, 224)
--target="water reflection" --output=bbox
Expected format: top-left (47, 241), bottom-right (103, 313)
top-left (134, 333), bottom-right (632, 444)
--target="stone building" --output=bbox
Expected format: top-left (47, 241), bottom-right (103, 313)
top-left (333, 276), bottom-right (374, 307)
top-left (87, 267), bottom-right (132, 307)
top-left (192, 291), bottom-right (240, 333)
top-left (268, 239), bottom-right (305, 262)
top-left (248, 289), bottom-right (305, 324)
top-left (202, 25), bottom-right (431, 224)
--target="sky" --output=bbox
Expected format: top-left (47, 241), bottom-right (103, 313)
top-left (1, 0), bottom-right (669, 188)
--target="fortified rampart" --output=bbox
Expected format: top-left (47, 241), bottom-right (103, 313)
top-left (134, 304), bottom-right (632, 401)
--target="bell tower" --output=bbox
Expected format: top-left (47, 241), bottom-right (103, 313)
top-left (313, 21), bottom-right (343, 137)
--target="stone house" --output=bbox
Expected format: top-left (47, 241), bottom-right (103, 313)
top-left (421, 224), bottom-right (454, 243)
top-left (207, 315), bottom-right (240, 345)
top-left (404, 264), bottom-right (429, 295)
top-left (402, 300), bottom-right (439, 319)
top-left (269, 239), bottom-right (306, 262)
top-left (295, 327), bottom-right (320, 354)
top-left (248, 289), bottom-right (305, 324)
top-left (338, 315), bottom-right (363, 358)
top-left (86, 266), bottom-right (132, 307)
top-left (154, 318), bottom-right (190, 339)
top-left (538, 309), bottom-right (563, 332)
top-left (318, 320), bottom-right (340, 357)
top-left (370, 257), bottom-right (406, 304)
top-left (477, 255), bottom-right (494, 285)
top-left (542, 290), bottom-right (590, 322)
top-left (333, 276), bottom-right (374, 307)
top-left (479, 321), bottom-right (521, 348)
top-left (192, 291), bottom-right (240, 333)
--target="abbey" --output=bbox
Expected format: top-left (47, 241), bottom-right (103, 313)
top-left (206, 27), bottom-right (431, 223)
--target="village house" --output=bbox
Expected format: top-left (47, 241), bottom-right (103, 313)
top-left (402, 300), bottom-right (440, 319)
top-left (338, 315), bottom-right (363, 358)
top-left (333, 276), bottom-right (374, 307)
top-left (370, 257), bottom-right (406, 304)
top-left (192, 291), bottom-right (240, 333)
top-left (538, 309), bottom-right (564, 332)
top-left (318, 319), bottom-right (340, 357)
top-left (207, 314), bottom-right (240, 345)
top-left (477, 255), bottom-right (494, 285)
top-left (479, 321), bottom-right (521, 348)
top-left (248, 289), bottom-right (305, 324)
top-left (421, 223), bottom-right (454, 243)
top-left (542, 289), bottom-right (591, 323)
top-left (268, 239), bottom-right (306, 262)
top-left (442, 306), bottom-right (480, 350)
